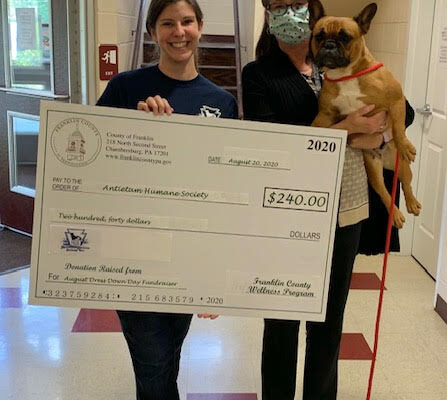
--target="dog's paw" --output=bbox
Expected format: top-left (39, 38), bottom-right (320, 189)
top-left (406, 197), bottom-right (422, 216)
top-left (392, 207), bottom-right (406, 229)
top-left (396, 139), bottom-right (416, 163)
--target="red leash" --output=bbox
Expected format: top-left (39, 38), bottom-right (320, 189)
top-left (366, 153), bottom-right (401, 400)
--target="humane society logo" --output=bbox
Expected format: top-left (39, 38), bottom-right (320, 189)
top-left (61, 229), bottom-right (90, 252)
top-left (51, 118), bottom-right (102, 167)
top-left (200, 105), bottom-right (221, 118)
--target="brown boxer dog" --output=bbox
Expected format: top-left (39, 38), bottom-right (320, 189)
top-left (308, 0), bottom-right (421, 228)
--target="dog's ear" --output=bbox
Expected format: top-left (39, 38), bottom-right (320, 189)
top-left (354, 3), bottom-right (378, 34)
top-left (308, 0), bottom-right (326, 31)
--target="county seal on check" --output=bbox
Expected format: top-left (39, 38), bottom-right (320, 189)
top-left (29, 101), bottom-right (347, 321)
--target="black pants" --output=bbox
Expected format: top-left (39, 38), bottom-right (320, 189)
top-left (262, 222), bottom-right (362, 400)
top-left (117, 311), bottom-right (193, 400)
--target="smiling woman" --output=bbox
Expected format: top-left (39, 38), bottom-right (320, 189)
top-left (95, 1), bottom-right (237, 399)
top-left (146, 0), bottom-right (203, 80)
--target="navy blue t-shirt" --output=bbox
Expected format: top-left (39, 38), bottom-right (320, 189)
top-left (97, 65), bottom-right (238, 119)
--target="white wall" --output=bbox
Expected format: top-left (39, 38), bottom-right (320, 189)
top-left (96, 0), bottom-right (140, 97)
top-left (322, 0), bottom-right (370, 17)
top-left (364, 0), bottom-right (412, 86)
top-left (198, 0), bottom-right (234, 35)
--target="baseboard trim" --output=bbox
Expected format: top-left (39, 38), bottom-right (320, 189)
top-left (435, 295), bottom-right (447, 324)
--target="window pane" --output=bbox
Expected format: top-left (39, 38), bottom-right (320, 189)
top-left (6, 0), bottom-right (52, 91)
top-left (9, 115), bottom-right (39, 194)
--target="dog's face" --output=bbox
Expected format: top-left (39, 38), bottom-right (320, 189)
top-left (308, 0), bottom-right (378, 70)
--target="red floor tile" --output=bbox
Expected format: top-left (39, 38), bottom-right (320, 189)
top-left (72, 309), bottom-right (122, 332)
top-left (350, 273), bottom-right (386, 290)
top-left (0, 288), bottom-right (25, 308)
top-left (340, 333), bottom-right (373, 360)
top-left (187, 395), bottom-right (257, 400)
top-left (71, 313), bottom-right (372, 362)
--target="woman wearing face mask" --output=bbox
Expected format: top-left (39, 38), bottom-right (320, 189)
top-left (97, 1), bottom-right (236, 399)
top-left (242, 1), bottom-right (414, 399)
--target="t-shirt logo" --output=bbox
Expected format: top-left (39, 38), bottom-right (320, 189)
top-left (200, 105), bottom-right (221, 118)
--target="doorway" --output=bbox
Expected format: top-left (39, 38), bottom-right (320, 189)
top-left (0, 0), bottom-right (76, 234)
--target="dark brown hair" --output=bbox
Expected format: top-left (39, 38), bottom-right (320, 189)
top-left (255, 0), bottom-right (281, 59)
top-left (146, 0), bottom-right (203, 33)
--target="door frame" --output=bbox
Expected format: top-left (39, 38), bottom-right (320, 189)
top-left (436, 168), bottom-right (447, 306)
top-left (400, 0), bottom-right (436, 255)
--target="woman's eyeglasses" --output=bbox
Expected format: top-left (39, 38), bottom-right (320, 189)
top-left (267, 2), bottom-right (307, 17)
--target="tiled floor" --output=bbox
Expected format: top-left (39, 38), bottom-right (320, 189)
top-left (1, 254), bottom-right (446, 399)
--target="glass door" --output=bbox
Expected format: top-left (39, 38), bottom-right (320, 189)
top-left (0, 0), bottom-right (71, 234)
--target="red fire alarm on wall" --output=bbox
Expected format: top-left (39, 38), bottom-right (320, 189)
top-left (99, 45), bottom-right (119, 81)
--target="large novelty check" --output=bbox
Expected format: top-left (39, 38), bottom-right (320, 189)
top-left (29, 101), bottom-right (346, 321)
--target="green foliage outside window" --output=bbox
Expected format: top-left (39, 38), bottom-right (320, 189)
top-left (8, 0), bottom-right (50, 66)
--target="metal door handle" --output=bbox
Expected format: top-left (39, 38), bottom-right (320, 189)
top-left (416, 104), bottom-right (433, 116)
